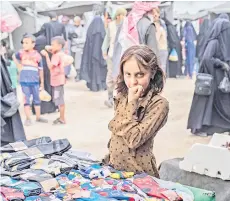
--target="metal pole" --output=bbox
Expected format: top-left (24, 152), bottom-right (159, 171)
top-left (9, 33), bottom-right (14, 50)
top-left (32, 2), bottom-right (38, 32)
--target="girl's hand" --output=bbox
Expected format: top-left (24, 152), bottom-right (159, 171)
top-left (128, 85), bottom-right (144, 102)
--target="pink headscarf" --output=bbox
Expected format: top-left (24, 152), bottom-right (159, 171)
top-left (126, 1), bottom-right (160, 44)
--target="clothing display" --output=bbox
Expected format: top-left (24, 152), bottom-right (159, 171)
top-left (159, 158), bottom-right (220, 201)
top-left (0, 137), bottom-right (216, 201)
top-left (1, 56), bottom-right (26, 146)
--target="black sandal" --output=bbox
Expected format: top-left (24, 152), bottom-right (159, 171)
top-left (53, 118), bottom-right (65, 125)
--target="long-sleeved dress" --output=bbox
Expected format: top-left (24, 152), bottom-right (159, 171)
top-left (104, 89), bottom-right (169, 177)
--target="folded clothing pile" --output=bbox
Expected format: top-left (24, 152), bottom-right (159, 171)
top-left (0, 137), bottom-right (216, 201)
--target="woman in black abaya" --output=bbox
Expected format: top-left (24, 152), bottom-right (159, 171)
top-left (164, 18), bottom-right (183, 78)
top-left (80, 16), bottom-right (107, 92)
top-left (196, 19), bottom-right (210, 63)
top-left (32, 35), bottom-right (57, 114)
top-left (187, 18), bottom-right (230, 136)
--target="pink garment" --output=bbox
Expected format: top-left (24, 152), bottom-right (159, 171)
top-left (50, 52), bottom-right (66, 87)
top-left (18, 50), bottom-right (42, 68)
top-left (1, 1), bottom-right (22, 32)
top-left (125, 1), bottom-right (160, 44)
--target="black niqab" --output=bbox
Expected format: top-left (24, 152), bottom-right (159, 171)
top-left (202, 19), bottom-right (230, 62)
top-left (196, 19), bottom-right (210, 60)
top-left (80, 16), bottom-right (107, 92)
top-left (219, 13), bottom-right (229, 20)
top-left (183, 21), bottom-right (197, 42)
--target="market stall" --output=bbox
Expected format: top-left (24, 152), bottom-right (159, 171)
top-left (159, 158), bottom-right (229, 201)
top-left (0, 137), bottom-right (216, 201)
top-left (159, 134), bottom-right (230, 201)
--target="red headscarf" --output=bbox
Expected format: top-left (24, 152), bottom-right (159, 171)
top-left (126, 1), bottom-right (160, 43)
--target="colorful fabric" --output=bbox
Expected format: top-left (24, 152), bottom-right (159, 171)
top-left (54, 187), bottom-right (71, 200)
top-left (133, 174), bottom-right (181, 200)
top-left (1, 187), bottom-right (25, 201)
top-left (56, 174), bottom-right (71, 189)
top-left (77, 191), bottom-right (117, 201)
top-left (25, 194), bottom-right (60, 201)
top-left (68, 169), bottom-right (84, 181)
top-left (0, 140), bottom-right (215, 201)
top-left (152, 177), bottom-right (194, 201)
top-left (185, 185), bottom-right (215, 201)
top-left (110, 169), bottom-right (134, 179)
top-left (0, 176), bottom-right (25, 187)
top-left (78, 164), bottom-right (111, 180)
top-left (168, 48), bottom-right (178, 62)
top-left (95, 188), bottom-right (140, 200)
top-left (14, 182), bottom-right (42, 197)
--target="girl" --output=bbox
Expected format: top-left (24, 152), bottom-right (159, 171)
top-left (104, 45), bottom-right (169, 177)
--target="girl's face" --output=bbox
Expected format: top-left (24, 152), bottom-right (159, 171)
top-left (123, 57), bottom-right (152, 92)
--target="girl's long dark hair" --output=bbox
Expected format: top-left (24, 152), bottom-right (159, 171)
top-left (116, 45), bottom-right (165, 95)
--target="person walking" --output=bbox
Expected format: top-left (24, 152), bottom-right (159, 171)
top-left (69, 16), bottom-right (86, 82)
top-left (153, 7), bottom-right (168, 75)
top-left (183, 21), bottom-right (197, 79)
top-left (80, 9), bottom-right (107, 92)
top-left (102, 8), bottom-right (127, 108)
top-left (187, 16), bottom-right (230, 136)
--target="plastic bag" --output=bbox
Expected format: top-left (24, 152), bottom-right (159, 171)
top-left (169, 48), bottom-right (178, 62)
top-left (39, 90), bottom-right (51, 102)
top-left (1, 1), bottom-right (22, 33)
top-left (218, 72), bottom-right (230, 93)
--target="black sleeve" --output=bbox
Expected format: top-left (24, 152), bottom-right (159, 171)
top-left (34, 24), bottom-right (46, 37)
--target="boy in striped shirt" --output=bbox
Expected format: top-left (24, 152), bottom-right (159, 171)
top-left (14, 34), bottom-right (48, 126)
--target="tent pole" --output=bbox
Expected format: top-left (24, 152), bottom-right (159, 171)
top-left (32, 2), bottom-right (38, 32)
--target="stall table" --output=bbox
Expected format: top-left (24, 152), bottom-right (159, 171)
top-left (159, 158), bottom-right (230, 201)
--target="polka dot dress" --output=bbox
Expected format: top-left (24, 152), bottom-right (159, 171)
top-left (104, 89), bottom-right (169, 177)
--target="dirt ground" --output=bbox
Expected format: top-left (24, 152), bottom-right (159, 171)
top-left (18, 73), bottom-right (211, 165)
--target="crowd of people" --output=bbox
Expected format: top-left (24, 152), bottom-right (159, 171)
top-left (1, 1), bottom-right (230, 177)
